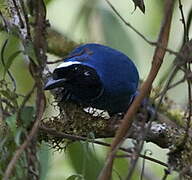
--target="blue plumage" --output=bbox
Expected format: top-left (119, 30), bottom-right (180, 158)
top-left (45, 43), bottom-right (139, 115)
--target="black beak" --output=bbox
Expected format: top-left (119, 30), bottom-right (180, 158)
top-left (44, 78), bottom-right (66, 90)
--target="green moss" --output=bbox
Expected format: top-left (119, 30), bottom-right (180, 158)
top-left (168, 127), bottom-right (192, 179)
top-left (40, 101), bottom-right (114, 150)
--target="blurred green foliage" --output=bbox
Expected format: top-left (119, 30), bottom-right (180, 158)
top-left (1, 0), bottom-right (190, 179)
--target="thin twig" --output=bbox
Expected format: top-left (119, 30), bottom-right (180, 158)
top-left (155, 74), bottom-right (185, 98)
top-left (0, 39), bottom-right (17, 92)
top-left (178, 0), bottom-right (189, 43)
top-left (16, 84), bottom-right (37, 125)
top-left (140, 149), bottom-right (152, 180)
top-left (0, 98), bottom-right (15, 110)
top-left (105, 0), bottom-right (180, 58)
top-left (186, 6), bottom-right (192, 39)
top-left (39, 125), bottom-right (168, 168)
top-left (105, 0), bottom-right (152, 45)
top-left (3, 0), bottom-right (47, 179)
top-left (3, 88), bottom-right (45, 180)
top-left (125, 1), bottom-right (175, 178)
top-left (182, 64), bottom-right (192, 146)
top-left (161, 169), bottom-right (170, 180)
top-left (99, 0), bottom-right (174, 179)
top-left (0, 11), bottom-right (8, 32)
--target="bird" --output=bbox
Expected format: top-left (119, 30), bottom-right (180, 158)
top-left (44, 43), bottom-right (139, 116)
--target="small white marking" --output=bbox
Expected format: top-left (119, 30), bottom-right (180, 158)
top-left (56, 61), bottom-right (81, 69)
top-left (84, 71), bottom-right (90, 76)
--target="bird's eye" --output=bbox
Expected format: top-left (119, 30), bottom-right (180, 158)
top-left (74, 67), bottom-right (78, 71)
top-left (84, 71), bottom-right (90, 76)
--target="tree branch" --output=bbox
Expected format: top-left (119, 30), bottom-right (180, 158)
top-left (99, 0), bottom-right (175, 179)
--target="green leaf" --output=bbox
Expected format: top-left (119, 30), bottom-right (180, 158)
top-left (0, 137), bottom-right (7, 152)
top-left (66, 174), bottom-right (84, 180)
top-left (68, 142), bottom-right (104, 179)
top-left (24, 40), bottom-right (37, 64)
top-left (132, 0), bottom-right (145, 13)
top-left (157, 63), bottom-right (176, 89)
top-left (20, 106), bottom-right (35, 127)
top-left (14, 128), bottom-right (23, 146)
top-left (5, 114), bottom-right (17, 134)
top-left (5, 115), bottom-right (24, 146)
top-left (4, 50), bottom-right (22, 76)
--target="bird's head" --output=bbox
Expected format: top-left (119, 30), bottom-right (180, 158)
top-left (44, 61), bottom-right (102, 92)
